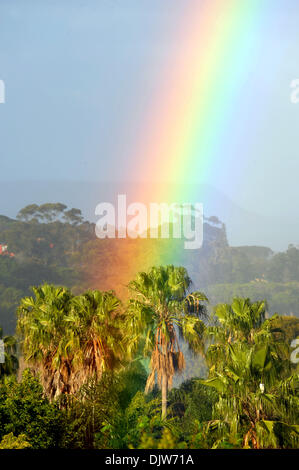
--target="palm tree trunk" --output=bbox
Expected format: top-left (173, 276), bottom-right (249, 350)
top-left (161, 372), bottom-right (168, 419)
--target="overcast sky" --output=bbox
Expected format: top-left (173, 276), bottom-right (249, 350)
top-left (0, 0), bottom-right (299, 225)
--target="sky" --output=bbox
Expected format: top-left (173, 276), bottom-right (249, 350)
top-left (0, 0), bottom-right (299, 236)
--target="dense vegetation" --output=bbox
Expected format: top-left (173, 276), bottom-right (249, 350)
top-left (0, 268), bottom-right (298, 448)
top-left (0, 204), bottom-right (298, 449)
top-left (1, 204), bottom-right (299, 335)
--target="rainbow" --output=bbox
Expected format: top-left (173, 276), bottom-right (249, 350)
top-left (133, 0), bottom-right (266, 197)
top-left (92, 0), bottom-right (268, 296)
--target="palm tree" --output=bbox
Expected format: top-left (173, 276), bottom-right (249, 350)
top-left (210, 297), bottom-right (267, 343)
top-left (0, 327), bottom-right (18, 377)
top-left (67, 290), bottom-right (125, 384)
top-left (127, 265), bottom-right (208, 418)
top-left (202, 341), bottom-right (298, 448)
top-left (17, 285), bottom-right (124, 399)
top-left (201, 297), bottom-right (297, 448)
top-left (17, 284), bottom-right (73, 399)
top-left (205, 298), bottom-right (289, 378)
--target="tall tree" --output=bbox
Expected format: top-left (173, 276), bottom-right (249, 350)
top-left (63, 208), bottom-right (84, 225)
top-left (209, 297), bottom-right (267, 344)
top-left (17, 286), bottom-right (124, 399)
top-left (67, 290), bottom-right (125, 383)
top-left (17, 284), bottom-right (74, 399)
top-left (16, 204), bottom-right (40, 222)
top-left (38, 203), bottom-right (67, 222)
top-left (127, 265), bottom-right (208, 418)
top-left (201, 297), bottom-right (298, 448)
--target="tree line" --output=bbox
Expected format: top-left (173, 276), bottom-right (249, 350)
top-left (0, 265), bottom-right (298, 449)
top-left (1, 204), bottom-right (299, 336)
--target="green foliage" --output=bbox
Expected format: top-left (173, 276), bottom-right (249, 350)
top-left (62, 373), bottom-right (123, 449)
top-left (266, 245), bottom-right (299, 282)
top-left (0, 204), bottom-right (93, 335)
top-left (0, 370), bottom-right (66, 448)
top-left (264, 314), bottom-right (299, 342)
top-left (207, 281), bottom-right (299, 318)
top-left (17, 203), bottom-right (68, 223)
top-left (200, 298), bottom-right (299, 448)
top-left (0, 285), bottom-right (24, 334)
top-left (60, 362), bottom-right (147, 449)
top-left (2, 204), bottom-right (299, 339)
top-left (1, 201), bottom-right (299, 452)
top-left (124, 390), bottom-right (164, 448)
top-left (63, 208), bottom-right (84, 225)
top-left (127, 265), bottom-right (208, 419)
top-left (138, 428), bottom-right (187, 449)
top-left (117, 361), bottom-right (148, 411)
top-left (168, 380), bottom-right (218, 433)
top-left (0, 432), bottom-right (31, 449)
top-left (16, 204), bottom-right (40, 222)
top-left (17, 285), bottom-right (125, 399)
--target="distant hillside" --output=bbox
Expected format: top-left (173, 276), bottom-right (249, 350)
top-left (0, 181), bottom-right (297, 250)
top-left (207, 282), bottom-right (299, 318)
top-left (0, 215), bottom-right (16, 230)
top-left (0, 202), bottom-right (299, 335)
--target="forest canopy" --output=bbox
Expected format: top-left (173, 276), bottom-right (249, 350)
top-left (1, 204), bottom-right (299, 334)
top-left (0, 204), bottom-right (298, 449)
